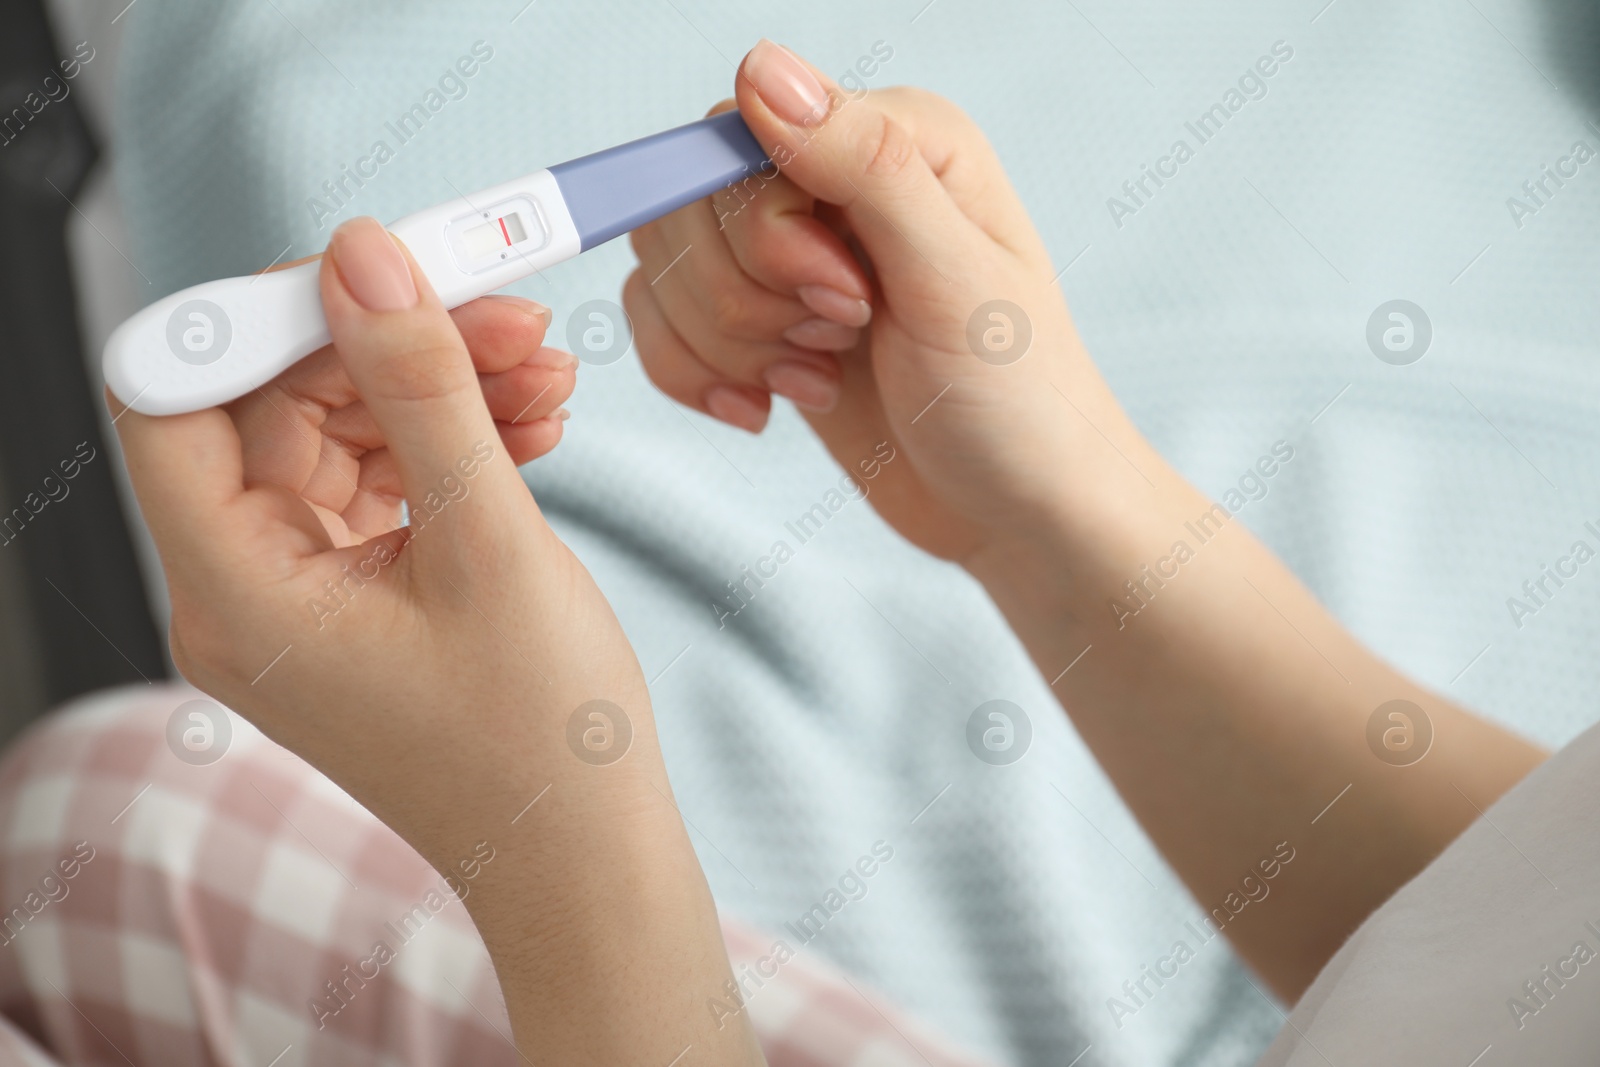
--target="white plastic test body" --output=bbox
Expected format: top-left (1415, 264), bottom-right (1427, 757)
top-left (104, 111), bottom-right (771, 416)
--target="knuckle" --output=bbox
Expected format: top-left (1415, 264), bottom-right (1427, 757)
top-left (708, 289), bottom-right (758, 336)
top-left (857, 112), bottom-right (918, 181)
top-left (363, 340), bottom-right (472, 402)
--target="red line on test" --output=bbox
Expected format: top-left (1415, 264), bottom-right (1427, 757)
top-left (498, 217), bottom-right (511, 245)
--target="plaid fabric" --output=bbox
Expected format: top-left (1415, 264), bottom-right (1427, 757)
top-left (0, 684), bottom-right (998, 1067)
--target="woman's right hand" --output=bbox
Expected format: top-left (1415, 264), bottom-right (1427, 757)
top-left (628, 43), bottom-right (1549, 1003)
top-left (626, 41), bottom-right (1173, 566)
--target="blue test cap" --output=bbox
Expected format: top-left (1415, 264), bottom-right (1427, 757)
top-left (548, 109), bottom-right (773, 251)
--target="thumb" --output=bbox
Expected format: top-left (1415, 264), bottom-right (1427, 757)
top-left (733, 40), bottom-right (982, 295)
top-left (321, 217), bottom-right (531, 543)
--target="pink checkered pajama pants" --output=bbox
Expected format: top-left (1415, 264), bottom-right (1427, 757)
top-left (0, 684), bottom-right (997, 1067)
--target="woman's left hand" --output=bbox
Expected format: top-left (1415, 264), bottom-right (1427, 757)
top-left (111, 217), bottom-right (762, 1065)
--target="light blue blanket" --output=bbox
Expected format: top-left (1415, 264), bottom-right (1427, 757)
top-left (114, 1), bottom-right (1600, 1063)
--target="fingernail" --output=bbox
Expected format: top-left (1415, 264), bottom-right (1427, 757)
top-left (782, 317), bottom-right (860, 352)
top-left (484, 294), bottom-right (554, 329)
top-left (764, 360), bottom-right (840, 413)
top-left (527, 347), bottom-right (578, 370)
top-left (704, 385), bottom-right (770, 433)
top-left (332, 218), bottom-right (417, 311)
top-left (745, 40), bottom-right (829, 127)
top-left (522, 406), bottom-right (569, 427)
top-left (797, 285), bottom-right (872, 328)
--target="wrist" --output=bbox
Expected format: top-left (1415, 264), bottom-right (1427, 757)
top-left (458, 780), bottom-right (700, 939)
top-left (963, 460), bottom-right (1234, 661)
top-left (385, 680), bottom-right (680, 910)
top-left (458, 782), bottom-right (750, 1062)
top-left (949, 346), bottom-right (1185, 586)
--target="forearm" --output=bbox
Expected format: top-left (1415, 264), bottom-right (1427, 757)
top-left (439, 726), bottom-right (767, 1066)
top-left (464, 807), bottom-right (764, 1064)
top-left (966, 424), bottom-right (1546, 1001)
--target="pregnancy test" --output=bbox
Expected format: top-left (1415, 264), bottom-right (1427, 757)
top-left (104, 110), bottom-right (771, 415)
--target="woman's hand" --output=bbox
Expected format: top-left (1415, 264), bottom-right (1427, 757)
top-left (223, 263), bottom-right (574, 551)
top-left (631, 44), bottom-right (1547, 1003)
top-left (626, 41), bottom-right (1158, 564)
top-left (112, 218), bottom-right (762, 1065)
top-left (115, 218), bottom-right (612, 847)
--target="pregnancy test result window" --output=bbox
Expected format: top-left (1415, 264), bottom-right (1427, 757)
top-left (448, 198), bottom-right (548, 273)
top-left (463, 213), bottom-right (528, 258)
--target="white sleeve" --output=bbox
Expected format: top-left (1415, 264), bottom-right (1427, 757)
top-left (1258, 720), bottom-right (1600, 1065)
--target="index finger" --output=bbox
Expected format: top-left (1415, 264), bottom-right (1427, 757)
top-left (698, 98), bottom-right (870, 302)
